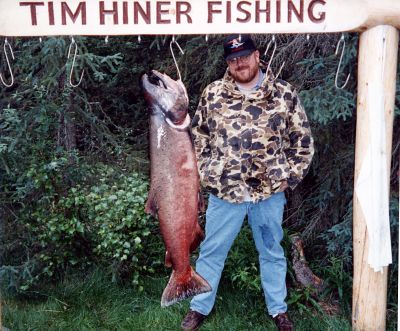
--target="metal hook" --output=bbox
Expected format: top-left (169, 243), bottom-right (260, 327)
top-left (170, 36), bottom-right (184, 81)
top-left (274, 61), bottom-right (285, 79)
top-left (264, 35), bottom-right (285, 80)
top-left (264, 35), bottom-right (275, 53)
top-left (334, 34), bottom-right (350, 89)
top-left (0, 39), bottom-right (15, 88)
top-left (67, 37), bottom-right (84, 88)
top-left (264, 35), bottom-right (277, 75)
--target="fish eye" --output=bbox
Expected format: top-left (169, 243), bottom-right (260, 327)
top-left (148, 73), bottom-right (167, 89)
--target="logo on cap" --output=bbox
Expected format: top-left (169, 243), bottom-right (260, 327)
top-left (228, 39), bottom-right (244, 49)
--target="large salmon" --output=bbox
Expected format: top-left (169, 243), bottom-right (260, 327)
top-left (141, 70), bottom-right (211, 307)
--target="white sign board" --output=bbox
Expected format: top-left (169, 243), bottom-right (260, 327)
top-left (1, 0), bottom-right (399, 36)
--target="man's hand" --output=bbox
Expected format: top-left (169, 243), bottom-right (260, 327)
top-left (280, 180), bottom-right (289, 191)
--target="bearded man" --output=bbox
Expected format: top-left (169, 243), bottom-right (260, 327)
top-left (181, 34), bottom-right (314, 331)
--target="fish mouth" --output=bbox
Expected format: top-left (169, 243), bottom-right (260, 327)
top-left (143, 70), bottom-right (176, 93)
top-left (141, 70), bottom-right (169, 112)
top-left (141, 70), bottom-right (189, 126)
top-left (145, 70), bottom-right (168, 90)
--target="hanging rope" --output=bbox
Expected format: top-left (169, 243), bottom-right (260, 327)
top-left (264, 35), bottom-right (285, 80)
top-left (67, 36), bottom-right (85, 88)
top-left (169, 36), bottom-right (184, 82)
top-left (0, 39), bottom-right (15, 88)
top-left (334, 34), bottom-right (350, 89)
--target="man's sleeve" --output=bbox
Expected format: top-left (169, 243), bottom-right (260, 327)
top-left (284, 89), bottom-right (314, 190)
top-left (191, 88), bottom-right (211, 181)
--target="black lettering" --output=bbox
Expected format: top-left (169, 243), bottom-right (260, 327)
top-left (255, 1), bottom-right (270, 23)
top-left (288, 0), bottom-right (304, 23)
top-left (176, 1), bottom-right (192, 23)
top-left (134, 2), bottom-right (151, 24)
top-left (20, 2), bottom-right (44, 26)
top-left (208, 1), bottom-right (222, 23)
top-left (61, 2), bottom-right (87, 25)
top-left (48, 1), bottom-right (55, 25)
top-left (226, 1), bottom-right (231, 23)
top-left (308, 0), bottom-right (326, 23)
top-left (237, 1), bottom-right (252, 23)
top-left (157, 1), bottom-right (171, 24)
top-left (276, 0), bottom-right (281, 23)
top-left (99, 1), bottom-right (119, 25)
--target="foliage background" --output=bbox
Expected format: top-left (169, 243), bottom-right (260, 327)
top-left (0, 34), bottom-right (399, 323)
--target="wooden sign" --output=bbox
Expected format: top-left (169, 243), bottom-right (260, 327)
top-left (0, 0), bottom-right (399, 36)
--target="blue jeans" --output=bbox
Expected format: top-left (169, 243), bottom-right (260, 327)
top-left (190, 192), bottom-right (288, 316)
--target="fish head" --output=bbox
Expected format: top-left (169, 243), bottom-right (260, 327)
top-left (141, 70), bottom-right (189, 125)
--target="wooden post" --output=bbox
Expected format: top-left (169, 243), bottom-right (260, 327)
top-left (353, 25), bottom-right (398, 331)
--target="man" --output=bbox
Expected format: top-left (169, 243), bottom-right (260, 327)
top-left (181, 34), bottom-right (314, 331)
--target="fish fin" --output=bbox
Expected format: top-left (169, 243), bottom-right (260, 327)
top-left (145, 191), bottom-right (158, 217)
top-left (165, 251), bottom-right (172, 268)
top-left (190, 224), bottom-right (204, 253)
top-left (198, 191), bottom-right (206, 213)
top-left (160, 267), bottom-right (212, 307)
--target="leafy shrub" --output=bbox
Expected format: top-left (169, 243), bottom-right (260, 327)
top-left (316, 256), bottom-right (352, 303)
top-left (319, 202), bottom-right (353, 267)
top-left (1, 165), bottom-right (164, 291)
top-left (287, 287), bottom-right (323, 315)
top-left (83, 169), bottom-right (163, 286)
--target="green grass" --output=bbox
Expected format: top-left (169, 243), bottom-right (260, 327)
top-left (2, 269), bottom-right (352, 331)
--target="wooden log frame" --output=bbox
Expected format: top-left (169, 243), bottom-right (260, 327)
top-left (0, 0), bottom-right (399, 36)
top-left (0, 1), bottom-right (398, 330)
top-left (353, 26), bottom-right (398, 331)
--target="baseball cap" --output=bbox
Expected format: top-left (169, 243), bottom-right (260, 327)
top-left (223, 34), bottom-right (257, 61)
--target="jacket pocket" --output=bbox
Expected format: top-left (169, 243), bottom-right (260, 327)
top-left (266, 155), bottom-right (290, 190)
top-left (201, 158), bottom-right (226, 187)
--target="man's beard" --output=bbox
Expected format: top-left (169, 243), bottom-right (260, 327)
top-left (230, 64), bottom-right (259, 84)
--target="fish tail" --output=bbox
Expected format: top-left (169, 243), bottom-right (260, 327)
top-left (189, 224), bottom-right (204, 253)
top-left (161, 267), bottom-right (211, 307)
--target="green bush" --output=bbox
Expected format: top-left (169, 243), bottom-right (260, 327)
top-left (83, 169), bottom-right (163, 286)
top-left (1, 165), bottom-right (164, 291)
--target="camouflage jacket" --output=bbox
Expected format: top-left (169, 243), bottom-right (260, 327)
top-left (192, 65), bottom-right (314, 203)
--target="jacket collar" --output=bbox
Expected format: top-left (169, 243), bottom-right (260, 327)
top-left (222, 61), bottom-right (276, 99)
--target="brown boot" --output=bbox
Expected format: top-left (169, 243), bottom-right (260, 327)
top-left (181, 309), bottom-right (206, 331)
top-left (273, 312), bottom-right (294, 331)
